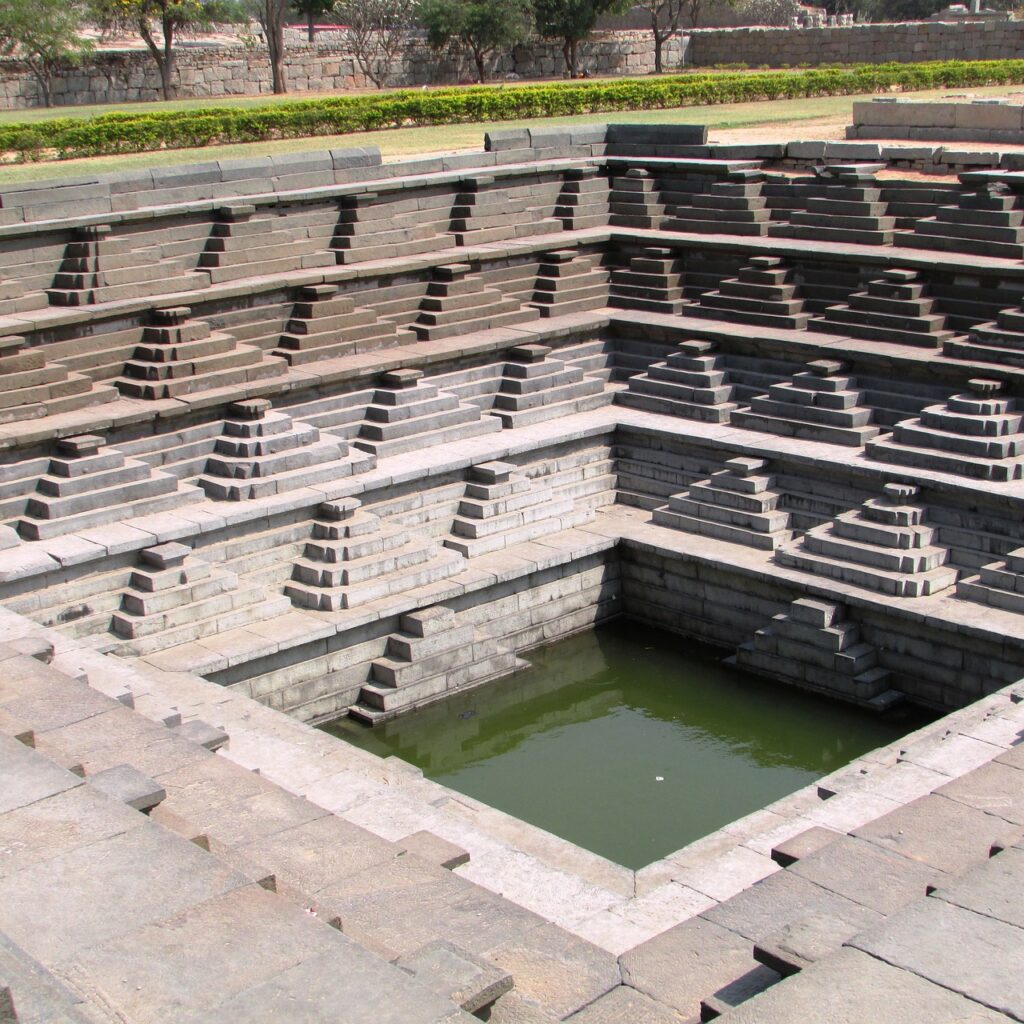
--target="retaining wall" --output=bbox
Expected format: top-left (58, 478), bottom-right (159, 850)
top-left (686, 18), bottom-right (1024, 66)
top-left (0, 32), bottom-right (686, 110)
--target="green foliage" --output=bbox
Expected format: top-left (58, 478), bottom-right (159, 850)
top-left (418, 0), bottom-right (533, 81)
top-left (4, 59), bottom-right (1024, 161)
top-left (0, 0), bottom-right (93, 106)
top-left (534, 0), bottom-right (630, 73)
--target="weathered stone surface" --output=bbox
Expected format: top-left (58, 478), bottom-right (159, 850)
top-left (619, 917), bottom-right (757, 1018)
top-left (721, 946), bottom-right (1012, 1024)
top-left (851, 898), bottom-right (1024, 1020)
top-left (930, 846), bottom-right (1024, 929)
top-left (397, 940), bottom-right (512, 1013)
top-left (852, 794), bottom-right (1021, 874)
top-left (564, 984), bottom-right (683, 1023)
top-left (788, 835), bottom-right (940, 915)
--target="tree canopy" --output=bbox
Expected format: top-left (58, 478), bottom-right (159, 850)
top-left (533, 0), bottom-right (630, 76)
top-left (0, 0), bottom-right (92, 106)
top-left (418, 0), bottom-right (533, 83)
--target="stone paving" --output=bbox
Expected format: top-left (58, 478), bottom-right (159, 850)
top-left (0, 125), bottom-right (1023, 1021)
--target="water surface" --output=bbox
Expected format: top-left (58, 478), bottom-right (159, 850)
top-left (326, 620), bottom-right (930, 868)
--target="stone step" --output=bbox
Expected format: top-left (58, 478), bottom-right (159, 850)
top-left (114, 595), bottom-right (293, 656)
top-left (293, 539), bottom-right (435, 588)
top-left (445, 506), bottom-right (592, 558)
top-left (352, 649), bottom-right (524, 722)
top-left (353, 416), bottom-right (501, 459)
top-left (616, 389), bottom-right (738, 423)
top-left (897, 231), bottom-right (1024, 260)
top-left (490, 388), bottom-right (612, 428)
top-left (731, 408), bottom-right (880, 447)
top-left (285, 549), bottom-right (463, 611)
top-left (653, 503), bottom-right (792, 551)
top-left (866, 434), bottom-right (1024, 481)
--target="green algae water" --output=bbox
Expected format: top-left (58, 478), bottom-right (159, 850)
top-left (325, 620), bottom-right (930, 869)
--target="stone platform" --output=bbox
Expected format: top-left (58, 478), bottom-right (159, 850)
top-left (0, 125), bottom-right (1023, 1023)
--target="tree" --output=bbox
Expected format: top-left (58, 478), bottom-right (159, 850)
top-left (636, 0), bottom-right (685, 72)
top-left (418, 0), bottom-right (533, 84)
top-left (533, 0), bottom-right (629, 77)
top-left (291, 0), bottom-right (333, 42)
top-left (336, 0), bottom-right (415, 88)
top-left (0, 0), bottom-right (92, 107)
top-left (244, 0), bottom-right (290, 92)
top-left (89, 0), bottom-right (233, 101)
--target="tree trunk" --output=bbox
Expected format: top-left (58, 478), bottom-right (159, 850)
top-left (654, 32), bottom-right (664, 73)
top-left (162, 19), bottom-right (177, 100)
top-left (29, 64), bottom-right (52, 107)
top-left (569, 38), bottom-right (579, 77)
top-left (267, 13), bottom-right (288, 93)
top-left (474, 49), bottom-right (486, 83)
top-left (307, 13), bottom-right (315, 42)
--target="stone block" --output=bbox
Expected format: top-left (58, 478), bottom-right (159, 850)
top-left (850, 899), bottom-right (1024, 1020)
top-left (770, 825), bottom-right (840, 867)
top-left (87, 763), bottom-right (166, 813)
top-left (722, 946), bottom-right (1011, 1024)
top-left (172, 719), bottom-right (229, 752)
top-left (399, 830), bottom-right (470, 870)
top-left (397, 940), bottom-right (512, 1013)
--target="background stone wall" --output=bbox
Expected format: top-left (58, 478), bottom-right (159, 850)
top-left (686, 18), bottom-right (1024, 66)
top-left (0, 32), bottom-right (686, 110)
top-left (2, 17), bottom-right (1020, 111)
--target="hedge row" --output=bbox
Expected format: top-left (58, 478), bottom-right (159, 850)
top-left (3, 60), bottom-right (1024, 163)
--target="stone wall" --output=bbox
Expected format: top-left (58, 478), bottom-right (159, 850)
top-left (687, 18), bottom-right (1024, 66)
top-left (0, 32), bottom-right (686, 110)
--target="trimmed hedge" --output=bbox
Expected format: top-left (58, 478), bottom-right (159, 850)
top-left (4, 60), bottom-right (1024, 163)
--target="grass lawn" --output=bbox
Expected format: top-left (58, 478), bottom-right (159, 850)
top-left (0, 81), bottom-right (1016, 186)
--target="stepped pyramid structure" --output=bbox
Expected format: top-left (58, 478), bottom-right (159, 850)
top-left (272, 285), bottom-right (402, 365)
top-left (113, 306), bottom-right (287, 400)
top-left (443, 461), bottom-right (593, 557)
top-left (354, 368), bottom-right (501, 458)
top-left (0, 333), bottom-right (116, 424)
top-left (0, 277), bottom-right (46, 316)
top-left (608, 248), bottom-right (686, 314)
top-left (554, 167), bottom-right (611, 229)
top-left (732, 359), bottom-right (882, 447)
top-left (412, 263), bottom-right (540, 341)
top-left (617, 339), bottom-right (740, 423)
top-left (285, 498), bottom-right (463, 612)
top-left (867, 378), bottom-right (1024, 481)
top-left (448, 175), bottom-right (562, 245)
top-left (608, 169), bottom-right (665, 229)
top-left (693, 257), bottom-right (810, 330)
top-left (734, 598), bottom-right (895, 706)
top-left (957, 545), bottom-right (1024, 613)
top-left (198, 204), bottom-right (334, 285)
top-left (653, 456), bottom-right (794, 551)
top-left (197, 399), bottom-right (367, 501)
top-left (816, 268), bottom-right (955, 349)
top-left (776, 483), bottom-right (957, 597)
top-left (332, 189), bottom-right (456, 263)
top-left (487, 344), bottom-right (607, 428)
top-left (899, 180), bottom-right (1024, 259)
top-left (47, 225), bottom-right (207, 306)
top-left (351, 606), bottom-right (524, 724)
top-left (662, 169), bottom-right (771, 236)
top-left (17, 434), bottom-right (198, 541)
top-left (947, 300), bottom-right (1024, 367)
top-left (110, 542), bottom-right (291, 657)
top-left (783, 164), bottom-right (896, 245)
top-left (528, 249), bottom-right (609, 317)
